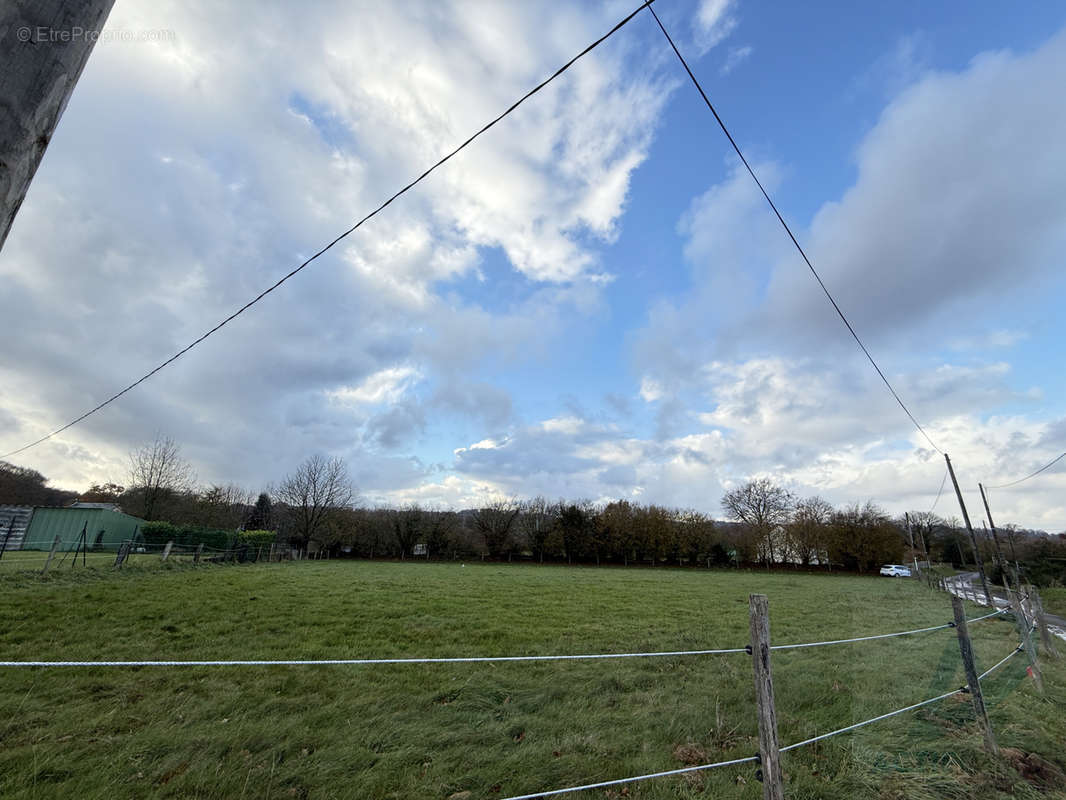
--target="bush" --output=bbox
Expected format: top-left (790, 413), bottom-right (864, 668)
top-left (139, 522), bottom-right (234, 551)
top-left (237, 530), bottom-right (276, 549)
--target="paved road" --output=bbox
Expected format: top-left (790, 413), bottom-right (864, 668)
top-left (944, 571), bottom-right (1066, 643)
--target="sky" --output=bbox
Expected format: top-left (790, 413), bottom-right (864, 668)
top-left (2, 0), bottom-right (1066, 529)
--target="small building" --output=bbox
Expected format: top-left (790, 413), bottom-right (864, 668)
top-left (0, 505), bottom-right (34, 551)
top-left (70, 501), bottom-right (123, 512)
top-left (20, 507), bottom-right (146, 551)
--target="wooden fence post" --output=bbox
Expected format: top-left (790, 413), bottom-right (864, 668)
top-left (1029, 589), bottom-right (1059, 660)
top-left (41, 535), bottom-right (61, 574)
top-left (193, 543), bottom-right (203, 564)
top-left (161, 540), bottom-right (174, 562)
top-left (1009, 590), bottom-right (1043, 692)
top-left (0, 517), bottom-right (14, 561)
top-left (113, 540), bottom-right (130, 568)
top-left (951, 596), bottom-right (997, 754)
top-left (749, 594), bottom-right (785, 800)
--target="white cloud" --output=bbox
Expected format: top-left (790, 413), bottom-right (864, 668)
top-left (329, 366), bottom-right (421, 407)
top-left (720, 44), bottom-right (753, 75)
top-left (0, 0), bottom-right (671, 492)
top-left (757, 30), bottom-right (1066, 350)
top-left (639, 377), bottom-right (664, 402)
top-left (694, 0), bottom-right (739, 55)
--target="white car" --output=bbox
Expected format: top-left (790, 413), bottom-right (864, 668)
top-left (879, 564), bottom-right (912, 577)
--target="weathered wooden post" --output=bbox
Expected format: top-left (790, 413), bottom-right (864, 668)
top-left (161, 540), bottom-right (174, 562)
top-left (1029, 590), bottom-right (1059, 660)
top-left (113, 540), bottom-right (130, 568)
top-left (41, 534), bottom-right (61, 574)
top-left (951, 596), bottom-right (997, 753)
top-left (944, 454), bottom-right (993, 606)
top-left (749, 594), bottom-right (785, 800)
top-left (193, 542), bottom-right (203, 564)
top-left (0, 517), bottom-right (14, 560)
top-left (1009, 590), bottom-right (1043, 692)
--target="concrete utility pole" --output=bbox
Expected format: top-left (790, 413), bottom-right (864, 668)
top-left (0, 0), bottom-right (115, 251)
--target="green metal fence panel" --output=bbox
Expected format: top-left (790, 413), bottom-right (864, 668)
top-left (21, 508), bottom-right (146, 551)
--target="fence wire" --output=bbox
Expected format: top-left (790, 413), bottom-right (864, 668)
top-left (496, 754), bottom-right (759, 800)
top-left (0, 645), bottom-right (748, 668)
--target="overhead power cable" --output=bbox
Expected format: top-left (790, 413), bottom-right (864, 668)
top-left (929, 468), bottom-right (948, 514)
top-left (985, 451), bottom-right (1066, 490)
top-left (0, 0), bottom-right (657, 460)
top-left (646, 6), bottom-right (941, 454)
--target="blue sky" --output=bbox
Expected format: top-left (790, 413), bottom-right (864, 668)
top-left (2, 0), bottom-right (1065, 528)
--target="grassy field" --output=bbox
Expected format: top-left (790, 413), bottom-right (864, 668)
top-left (0, 561), bottom-right (1062, 799)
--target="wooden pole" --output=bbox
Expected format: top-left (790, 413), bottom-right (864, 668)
top-left (193, 542), bottom-right (203, 564)
top-left (1029, 589), bottom-right (1059, 660)
top-left (72, 523), bottom-right (87, 568)
top-left (905, 512), bottom-right (919, 575)
top-left (944, 454), bottom-right (993, 607)
top-left (41, 534), bottom-right (61, 574)
top-left (1008, 590), bottom-right (1043, 692)
top-left (749, 594), bottom-right (785, 800)
top-left (161, 540), bottom-right (173, 562)
top-left (113, 540), bottom-right (130, 568)
top-left (0, 517), bottom-right (13, 560)
top-left (951, 596), bottom-right (997, 754)
top-left (978, 484), bottom-right (1011, 579)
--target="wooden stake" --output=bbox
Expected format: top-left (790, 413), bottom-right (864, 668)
top-left (113, 540), bottom-right (130, 568)
top-left (161, 540), bottom-right (174, 562)
top-left (905, 512), bottom-right (919, 576)
top-left (1029, 590), bottom-right (1060, 660)
top-left (194, 543), bottom-right (203, 564)
top-left (944, 454), bottom-right (993, 607)
top-left (978, 483), bottom-right (1018, 588)
top-left (1009, 590), bottom-right (1043, 692)
top-left (42, 535), bottom-right (61, 574)
top-left (951, 596), bottom-right (997, 754)
top-left (749, 594), bottom-right (785, 800)
top-left (0, 517), bottom-right (14, 561)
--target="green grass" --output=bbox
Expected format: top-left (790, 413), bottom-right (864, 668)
top-left (0, 561), bottom-right (1062, 799)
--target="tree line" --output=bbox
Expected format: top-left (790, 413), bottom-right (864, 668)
top-left (2, 438), bottom-right (1062, 577)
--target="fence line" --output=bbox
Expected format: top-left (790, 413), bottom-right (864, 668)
top-left (770, 622), bottom-right (953, 650)
top-left (496, 755), bottom-right (760, 800)
top-left (780, 688), bottom-right (964, 753)
top-left (493, 613), bottom-right (1031, 800)
top-left (0, 646), bottom-right (749, 668)
top-left (0, 605), bottom-right (1013, 669)
top-left (0, 567), bottom-right (1044, 800)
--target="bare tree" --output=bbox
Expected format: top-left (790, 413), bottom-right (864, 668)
top-left (473, 497), bottom-right (520, 559)
top-left (721, 478), bottom-right (794, 565)
top-left (127, 435), bottom-right (195, 520)
top-left (392, 504), bottom-right (423, 559)
top-left (276, 455), bottom-right (354, 553)
top-left (517, 496), bottom-right (554, 562)
top-left (788, 496), bottom-right (833, 567)
top-left (197, 483), bottom-right (253, 530)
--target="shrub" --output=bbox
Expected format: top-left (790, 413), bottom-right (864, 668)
top-left (139, 522), bottom-right (233, 551)
top-left (237, 530), bottom-right (276, 549)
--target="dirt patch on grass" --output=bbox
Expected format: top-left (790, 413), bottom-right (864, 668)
top-left (1002, 748), bottom-right (1066, 789)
